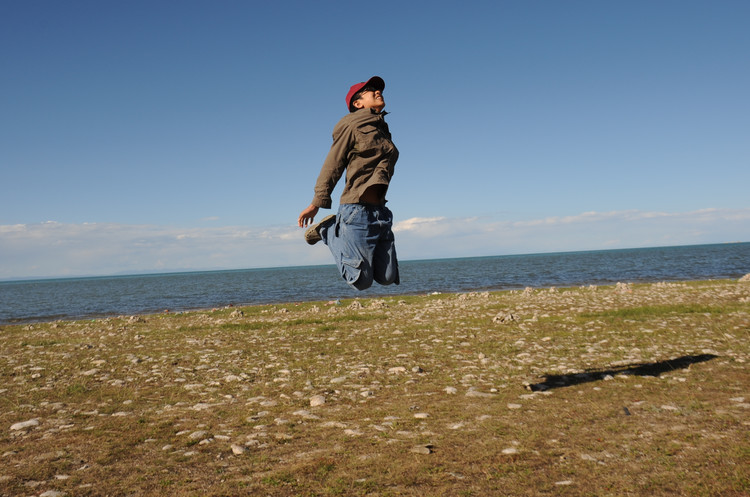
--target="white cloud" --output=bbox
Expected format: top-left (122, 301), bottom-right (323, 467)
top-left (393, 216), bottom-right (446, 232)
top-left (0, 222), bottom-right (325, 279)
top-left (391, 207), bottom-right (750, 259)
top-left (1, 207), bottom-right (748, 279)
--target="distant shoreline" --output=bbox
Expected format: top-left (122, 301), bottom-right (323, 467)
top-left (3, 243), bottom-right (748, 325)
top-left (3, 276), bottom-right (748, 327)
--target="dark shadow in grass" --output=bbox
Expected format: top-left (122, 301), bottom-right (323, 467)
top-left (527, 354), bottom-right (718, 392)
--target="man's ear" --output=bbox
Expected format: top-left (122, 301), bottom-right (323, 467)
top-left (352, 99), bottom-right (363, 109)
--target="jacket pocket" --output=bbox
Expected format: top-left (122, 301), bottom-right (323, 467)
top-left (355, 124), bottom-right (380, 148)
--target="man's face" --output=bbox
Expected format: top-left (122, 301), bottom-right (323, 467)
top-left (353, 89), bottom-right (385, 112)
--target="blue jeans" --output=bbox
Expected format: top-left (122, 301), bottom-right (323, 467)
top-left (320, 203), bottom-right (400, 290)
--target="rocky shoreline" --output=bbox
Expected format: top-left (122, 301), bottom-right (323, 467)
top-left (2, 278), bottom-right (749, 496)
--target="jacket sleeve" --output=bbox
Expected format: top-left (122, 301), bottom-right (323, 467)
top-left (311, 121), bottom-right (354, 209)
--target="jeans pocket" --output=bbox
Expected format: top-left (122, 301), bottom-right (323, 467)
top-left (340, 255), bottom-right (363, 284)
top-left (341, 204), bottom-right (365, 225)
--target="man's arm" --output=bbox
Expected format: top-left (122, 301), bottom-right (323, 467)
top-left (311, 123), bottom-right (353, 208)
top-left (298, 120), bottom-right (353, 228)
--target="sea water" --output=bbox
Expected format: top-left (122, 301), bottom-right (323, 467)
top-left (1, 243), bottom-right (748, 324)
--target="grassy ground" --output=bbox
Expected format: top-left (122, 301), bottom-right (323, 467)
top-left (1, 279), bottom-right (748, 496)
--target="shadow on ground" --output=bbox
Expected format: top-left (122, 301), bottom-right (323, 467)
top-left (527, 354), bottom-right (718, 392)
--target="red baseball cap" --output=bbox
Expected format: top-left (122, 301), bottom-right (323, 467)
top-left (345, 76), bottom-right (385, 112)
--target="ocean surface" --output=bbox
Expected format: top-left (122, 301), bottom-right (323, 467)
top-left (1, 243), bottom-right (748, 324)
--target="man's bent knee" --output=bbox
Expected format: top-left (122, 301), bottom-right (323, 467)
top-left (350, 274), bottom-right (374, 291)
top-left (340, 256), bottom-right (373, 291)
top-left (374, 272), bottom-right (398, 286)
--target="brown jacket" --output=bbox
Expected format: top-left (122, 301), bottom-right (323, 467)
top-left (312, 108), bottom-right (399, 209)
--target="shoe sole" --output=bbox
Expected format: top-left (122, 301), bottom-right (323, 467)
top-left (305, 214), bottom-right (336, 245)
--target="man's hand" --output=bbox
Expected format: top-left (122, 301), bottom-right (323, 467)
top-left (298, 204), bottom-right (320, 228)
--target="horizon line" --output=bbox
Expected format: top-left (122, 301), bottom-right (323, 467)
top-left (2, 240), bottom-right (746, 284)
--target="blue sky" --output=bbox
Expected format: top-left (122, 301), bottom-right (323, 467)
top-left (2, 0), bottom-right (749, 279)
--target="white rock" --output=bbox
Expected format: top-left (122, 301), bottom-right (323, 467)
top-left (310, 395), bottom-right (326, 407)
top-left (39, 491), bottom-right (66, 497)
top-left (320, 421), bottom-right (348, 429)
top-left (294, 410), bottom-right (320, 419)
top-left (231, 444), bottom-right (246, 455)
top-left (388, 366), bottom-right (407, 374)
top-left (444, 386), bottom-right (458, 395)
top-left (493, 312), bottom-right (517, 324)
top-left (413, 412), bottom-right (430, 419)
top-left (502, 447), bottom-right (518, 455)
top-left (465, 388), bottom-right (495, 398)
top-left (507, 404), bottom-right (522, 410)
top-left (10, 419), bottom-right (39, 431)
